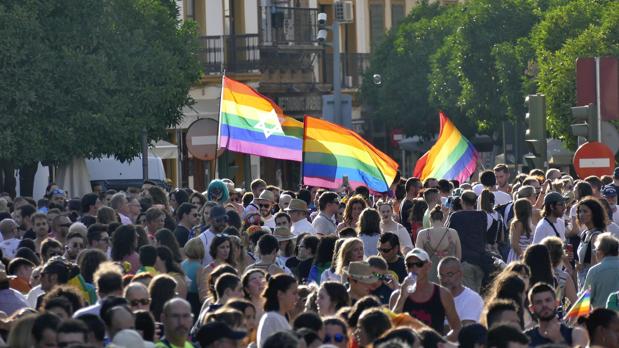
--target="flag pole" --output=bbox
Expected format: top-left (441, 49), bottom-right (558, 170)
top-left (300, 115), bottom-right (308, 190)
top-left (216, 71), bottom-right (226, 179)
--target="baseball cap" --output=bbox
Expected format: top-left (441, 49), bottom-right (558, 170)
top-left (602, 184), bottom-right (617, 198)
top-left (543, 191), bottom-right (567, 205)
top-left (405, 248), bottom-right (430, 262)
top-left (196, 322), bottom-right (247, 347)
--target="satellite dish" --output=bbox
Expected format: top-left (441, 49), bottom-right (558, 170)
top-left (602, 121), bottom-right (619, 155)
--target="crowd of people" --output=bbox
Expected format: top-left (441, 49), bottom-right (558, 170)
top-left (0, 164), bottom-right (619, 347)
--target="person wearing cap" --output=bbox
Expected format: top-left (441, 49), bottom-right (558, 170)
top-left (602, 184), bottom-right (619, 223)
top-left (286, 199), bottom-right (315, 236)
top-left (345, 261), bottom-right (379, 302)
top-left (197, 321), bottom-right (247, 348)
top-left (198, 206), bottom-right (229, 266)
top-left (155, 298), bottom-right (195, 348)
top-left (392, 248), bottom-right (461, 340)
top-left (254, 190), bottom-right (276, 229)
top-left (532, 191), bottom-right (567, 243)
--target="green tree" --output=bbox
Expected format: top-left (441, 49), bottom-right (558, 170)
top-left (0, 0), bottom-right (200, 194)
top-left (532, 0), bottom-right (618, 146)
top-left (360, 1), bottom-right (461, 138)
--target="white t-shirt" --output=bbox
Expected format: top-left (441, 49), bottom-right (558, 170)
top-left (263, 216), bottom-right (276, 230)
top-left (291, 218), bottom-right (315, 236)
top-left (257, 311), bottom-right (291, 348)
top-left (450, 286), bottom-right (484, 323)
top-left (533, 217), bottom-right (566, 243)
top-left (199, 229), bottom-right (216, 266)
top-left (0, 238), bottom-right (21, 260)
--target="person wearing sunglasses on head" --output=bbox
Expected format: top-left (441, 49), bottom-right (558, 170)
top-left (392, 248), bottom-right (461, 341)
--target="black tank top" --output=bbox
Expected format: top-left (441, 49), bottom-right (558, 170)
top-left (403, 284), bottom-right (445, 332)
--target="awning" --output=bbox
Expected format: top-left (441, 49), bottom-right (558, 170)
top-left (150, 140), bottom-right (178, 159)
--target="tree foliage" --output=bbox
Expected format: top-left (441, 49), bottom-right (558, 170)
top-left (361, 0), bottom-right (619, 144)
top-left (0, 0), bottom-right (200, 167)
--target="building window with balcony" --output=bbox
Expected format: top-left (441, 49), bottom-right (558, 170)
top-left (186, 0), bottom-right (195, 20)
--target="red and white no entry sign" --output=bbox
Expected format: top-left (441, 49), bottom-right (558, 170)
top-left (573, 141), bottom-right (616, 178)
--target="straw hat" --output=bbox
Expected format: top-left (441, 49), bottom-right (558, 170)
top-left (285, 199), bottom-right (308, 212)
top-left (345, 261), bottom-right (379, 284)
top-left (273, 227), bottom-right (295, 241)
top-left (256, 190), bottom-right (275, 203)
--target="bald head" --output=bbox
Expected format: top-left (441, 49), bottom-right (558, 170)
top-left (0, 219), bottom-right (17, 238)
top-left (163, 297), bottom-right (191, 316)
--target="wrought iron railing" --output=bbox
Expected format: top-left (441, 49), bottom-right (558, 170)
top-left (259, 6), bottom-right (319, 46)
top-left (198, 34), bottom-right (260, 74)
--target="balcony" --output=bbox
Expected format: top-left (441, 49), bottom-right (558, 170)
top-left (259, 6), bottom-right (319, 48)
top-left (323, 53), bottom-right (371, 89)
top-left (198, 34), bottom-right (260, 74)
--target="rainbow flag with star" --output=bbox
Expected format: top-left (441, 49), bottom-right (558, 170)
top-left (413, 112), bottom-right (478, 182)
top-left (564, 288), bottom-right (591, 321)
top-left (303, 116), bottom-right (399, 192)
top-left (218, 76), bottom-right (303, 161)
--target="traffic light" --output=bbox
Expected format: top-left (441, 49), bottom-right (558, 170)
top-left (570, 103), bottom-right (598, 142)
top-left (524, 94), bottom-right (547, 169)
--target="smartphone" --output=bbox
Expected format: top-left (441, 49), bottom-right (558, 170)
top-left (342, 175), bottom-right (349, 187)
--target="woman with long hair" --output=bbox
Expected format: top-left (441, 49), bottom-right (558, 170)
top-left (377, 200), bottom-right (413, 254)
top-left (408, 198), bottom-right (428, 244)
top-left (541, 236), bottom-right (577, 305)
top-left (358, 208), bottom-right (381, 258)
top-left (189, 192), bottom-right (207, 210)
top-left (523, 244), bottom-right (555, 288)
top-left (256, 274), bottom-right (298, 348)
top-left (194, 201), bottom-right (219, 236)
top-left (168, 189), bottom-right (189, 212)
top-left (567, 181), bottom-right (594, 238)
top-left (111, 224), bottom-right (139, 274)
top-left (308, 235), bottom-right (337, 284)
top-left (242, 269), bottom-right (267, 321)
top-left (154, 246), bottom-right (187, 298)
top-left (507, 199), bottom-right (534, 262)
top-left (155, 228), bottom-right (183, 263)
top-left (316, 281), bottom-right (350, 317)
top-left (148, 274), bottom-right (178, 322)
top-left (416, 205), bottom-right (461, 282)
top-left (483, 271), bottom-right (527, 329)
top-left (576, 197), bottom-right (607, 288)
top-left (202, 234), bottom-right (235, 276)
top-left (333, 238), bottom-right (364, 282)
top-left (337, 195), bottom-right (366, 232)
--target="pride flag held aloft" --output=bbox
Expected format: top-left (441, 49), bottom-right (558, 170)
top-left (413, 112), bottom-right (478, 183)
top-left (218, 76), bottom-right (303, 162)
top-left (302, 116), bottom-right (399, 193)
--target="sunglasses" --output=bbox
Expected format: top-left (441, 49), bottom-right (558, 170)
top-left (324, 333), bottom-right (346, 343)
top-left (378, 247), bottom-right (393, 253)
top-left (407, 261), bottom-right (425, 268)
top-left (59, 223), bottom-right (72, 228)
top-left (130, 298), bottom-right (151, 306)
top-left (258, 204), bottom-right (271, 208)
top-left (192, 213), bottom-right (199, 217)
top-left (216, 233), bottom-right (230, 238)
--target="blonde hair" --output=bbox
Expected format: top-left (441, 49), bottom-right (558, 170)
top-left (93, 261), bottom-right (123, 287)
top-left (184, 237), bottom-right (205, 260)
top-left (335, 238), bottom-right (364, 276)
top-left (7, 314), bottom-right (37, 348)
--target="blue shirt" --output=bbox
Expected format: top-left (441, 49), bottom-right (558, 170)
top-left (584, 256), bottom-right (619, 308)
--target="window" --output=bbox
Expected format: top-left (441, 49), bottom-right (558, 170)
top-left (186, 0), bottom-right (195, 20)
top-left (369, 4), bottom-right (385, 49)
top-left (391, 4), bottom-right (405, 28)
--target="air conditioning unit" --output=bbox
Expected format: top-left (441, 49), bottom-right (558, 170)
top-left (334, 1), bottom-right (354, 23)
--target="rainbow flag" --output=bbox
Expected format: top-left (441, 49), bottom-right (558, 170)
top-left (303, 116), bottom-right (399, 192)
top-left (218, 76), bottom-right (303, 161)
top-left (564, 288), bottom-right (591, 321)
top-left (413, 112), bottom-right (478, 182)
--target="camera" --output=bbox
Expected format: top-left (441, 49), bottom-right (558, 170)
top-left (317, 13), bottom-right (327, 26)
top-left (317, 29), bottom-right (328, 43)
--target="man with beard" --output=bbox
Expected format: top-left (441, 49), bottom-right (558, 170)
top-left (156, 298), bottom-right (195, 348)
top-left (524, 283), bottom-right (587, 346)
